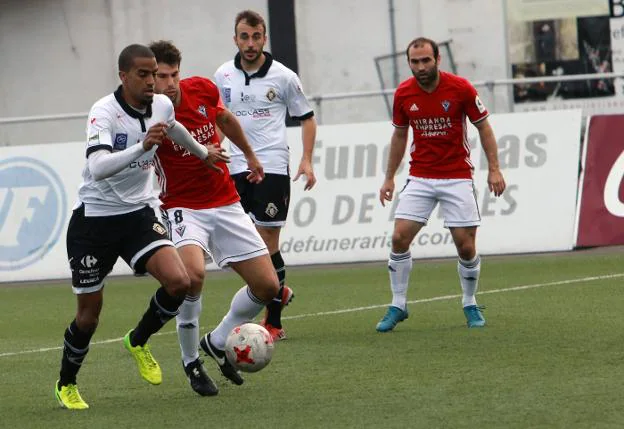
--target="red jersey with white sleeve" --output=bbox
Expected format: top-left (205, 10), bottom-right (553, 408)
top-left (392, 71), bottom-right (489, 179)
top-left (154, 76), bottom-right (239, 210)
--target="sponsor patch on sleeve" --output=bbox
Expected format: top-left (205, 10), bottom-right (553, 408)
top-left (87, 132), bottom-right (99, 146)
top-left (475, 95), bottom-right (486, 114)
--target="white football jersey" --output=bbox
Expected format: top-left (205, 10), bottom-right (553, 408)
top-left (214, 52), bottom-right (313, 175)
top-left (77, 87), bottom-right (175, 216)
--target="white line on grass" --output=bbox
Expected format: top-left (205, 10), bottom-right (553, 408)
top-left (1, 273), bottom-right (622, 359)
top-left (283, 273), bottom-right (624, 320)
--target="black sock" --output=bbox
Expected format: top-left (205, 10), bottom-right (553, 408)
top-left (130, 286), bottom-right (184, 347)
top-left (265, 252), bottom-right (286, 328)
top-left (59, 320), bottom-right (94, 386)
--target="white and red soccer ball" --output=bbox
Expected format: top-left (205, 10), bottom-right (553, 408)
top-left (225, 323), bottom-right (274, 373)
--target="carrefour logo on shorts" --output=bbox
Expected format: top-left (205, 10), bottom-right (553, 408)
top-left (0, 157), bottom-right (67, 270)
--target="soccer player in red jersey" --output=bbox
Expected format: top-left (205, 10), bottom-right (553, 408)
top-left (149, 41), bottom-right (279, 395)
top-left (376, 37), bottom-right (506, 332)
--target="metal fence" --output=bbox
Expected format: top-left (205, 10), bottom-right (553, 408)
top-left (308, 71), bottom-right (624, 123)
top-left (1, 72), bottom-right (623, 146)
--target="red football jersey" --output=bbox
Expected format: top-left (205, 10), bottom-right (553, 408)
top-left (392, 71), bottom-right (489, 179)
top-left (155, 76), bottom-right (239, 210)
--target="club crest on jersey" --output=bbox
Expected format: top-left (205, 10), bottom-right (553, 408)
top-left (266, 88), bottom-right (277, 102)
top-left (153, 223), bottom-right (167, 236)
top-left (175, 225), bottom-right (186, 237)
top-left (113, 133), bottom-right (128, 150)
top-left (198, 105), bottom-right (207, 117)
top-left (441, 100), bottom-right (451, 112)
top-left (223, 87), bottom-right (231, 103)
top-left (265, 202), bottom-right (279, 218)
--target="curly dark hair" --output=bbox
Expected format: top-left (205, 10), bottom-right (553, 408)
top-left (148, 40), bottom-right (182, 66)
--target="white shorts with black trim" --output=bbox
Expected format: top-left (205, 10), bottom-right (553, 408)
top-left (394, 177), bottom-right (481, 228)
top-left (165, 202), bottom-right (268, 268)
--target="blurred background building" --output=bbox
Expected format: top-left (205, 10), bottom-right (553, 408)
top-left (1, 0), bottom-right (622, 146)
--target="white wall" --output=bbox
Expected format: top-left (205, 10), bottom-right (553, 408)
top-left (0, 0), bottom-right (509, 146)
top-left (295, 0), bottom-right (509, 124)
top-left (0, 0), bottom-right (114, 146)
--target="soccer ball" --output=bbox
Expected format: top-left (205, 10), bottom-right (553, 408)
top-left (225, 323), bottom-right (274, 373)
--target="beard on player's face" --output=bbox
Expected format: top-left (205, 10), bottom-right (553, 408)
top-left (139, 90), bottom-right (154, 105)
top-left (134, 86), bottom-right (154, 106)
top-left (413, 65), bottom-right (438, 86)
top-left (125, 82), bottom-right (153, 107)
top-left (240, 46), bottom-right (263, 64)
top-left (162, 87), bottom-right (179, 104)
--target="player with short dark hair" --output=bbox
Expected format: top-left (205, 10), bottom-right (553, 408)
top-left (376, 37), bottom-right (506, 332)
top-left (214, 10), bottom-right (317, 341)
top-left (149, 40), bottom-right (279, 394)
top-left (54, 43), bottom-right (228, 410)
top-left (405, 37), bottom-right (439, 60)
top-left (234, 9), bottom-right (266, 34)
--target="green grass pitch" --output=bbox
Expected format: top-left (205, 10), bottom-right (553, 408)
top-left (0, 250), bottom-right (622, 428)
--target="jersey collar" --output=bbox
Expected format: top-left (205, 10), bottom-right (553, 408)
top-left (234, 51), bottom-right (273, 85)
top-left (114, 85), bottom-right (153, 119)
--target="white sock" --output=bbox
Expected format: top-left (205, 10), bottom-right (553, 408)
top-left (389, 251), bottom-right (412, 311)
top-left (210, 286), bottom-right (264, 350)
top-left (458, 255), bottom-right (481, 307)
top-left (176, 295), bottom-right (202, 366)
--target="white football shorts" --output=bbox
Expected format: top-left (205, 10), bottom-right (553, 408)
top-left (164, 202), bottom-right (268, 267)
top-left (394, 177), bottom-right (481, 228)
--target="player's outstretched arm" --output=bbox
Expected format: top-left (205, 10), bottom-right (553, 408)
top-left (167, 120), bottom-right (230, 173)
top-left (88, 123), bottom-right (166, 181)
top-left (89, 146), bottom-right (145, 181)
top-left (380, 126), bottom-right (409, 206)
top-left (474, 118), bottom-right (506, 197)
top-left (293, 116), bottom-right (317, 191)
top-left (215, 109), bottom-right (264, 183)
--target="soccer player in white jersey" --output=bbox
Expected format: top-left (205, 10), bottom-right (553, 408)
top-left (214, 10), bottom-right (317, 340)
top-left (54, 44), bottom-right (228, 410)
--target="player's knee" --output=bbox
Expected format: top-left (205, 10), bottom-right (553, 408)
top-left (391, 231), bottom-right (411, 253)
top-left (165, 270), bottom-right (192, 298)
top-left (250, 275), bottom-right (279, 303)
top-left (257, 228), bottom-right (280, 253)
top-left (456, 243), bottom-right (476, 260)
top-left (75, 313), bottom-right (99, 334)
top-left (186, 268), bottom-right (205, 293)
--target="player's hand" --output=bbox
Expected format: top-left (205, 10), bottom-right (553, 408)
top-left (488, 169), bottom-right (506, 197)
top-left (293, 159), bottom-right (316, 191)
top-left (203, 143), bottom-right (230, 174)
top-left (379, 179), bottom-right (395, 207)
top-left (142, 122), bottom-right (168, 151)
top-left (245, 154), bottom-right (264, 184)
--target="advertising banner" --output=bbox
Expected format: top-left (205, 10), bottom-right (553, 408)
top-left (0, 142), bottom-right (136, 283)
top-left (0, 110), bottom-right (583, 282)
top-left (576, 114), bottom-right (624, 246)
top-left (281, 110), bottom-right (583, 265)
